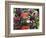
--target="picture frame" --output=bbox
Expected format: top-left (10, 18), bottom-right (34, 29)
top-left (5, 1), bottom-right (45, 37)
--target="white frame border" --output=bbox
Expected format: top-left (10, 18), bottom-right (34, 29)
top-left (10, 5), bottom-right (43, 34)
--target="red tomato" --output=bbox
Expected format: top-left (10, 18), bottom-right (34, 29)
top-left (21, 13), bottom-right (29, 19)
top-left (21, 26), bottom-right (30, 30)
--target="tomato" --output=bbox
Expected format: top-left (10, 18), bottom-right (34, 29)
top-left (21, 26), bottom-right (30, 30)
top-left (20, 13), bottom-right (29, 19)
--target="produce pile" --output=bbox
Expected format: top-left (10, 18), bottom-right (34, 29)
top-left (13, 8), bottom-right (39, 30)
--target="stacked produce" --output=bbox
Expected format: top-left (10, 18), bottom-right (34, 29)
top-left (13, 8), bottom-right (39, 30)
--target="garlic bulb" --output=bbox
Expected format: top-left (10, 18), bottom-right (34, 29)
top-left (26, 20), bottom-right (30, 23)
